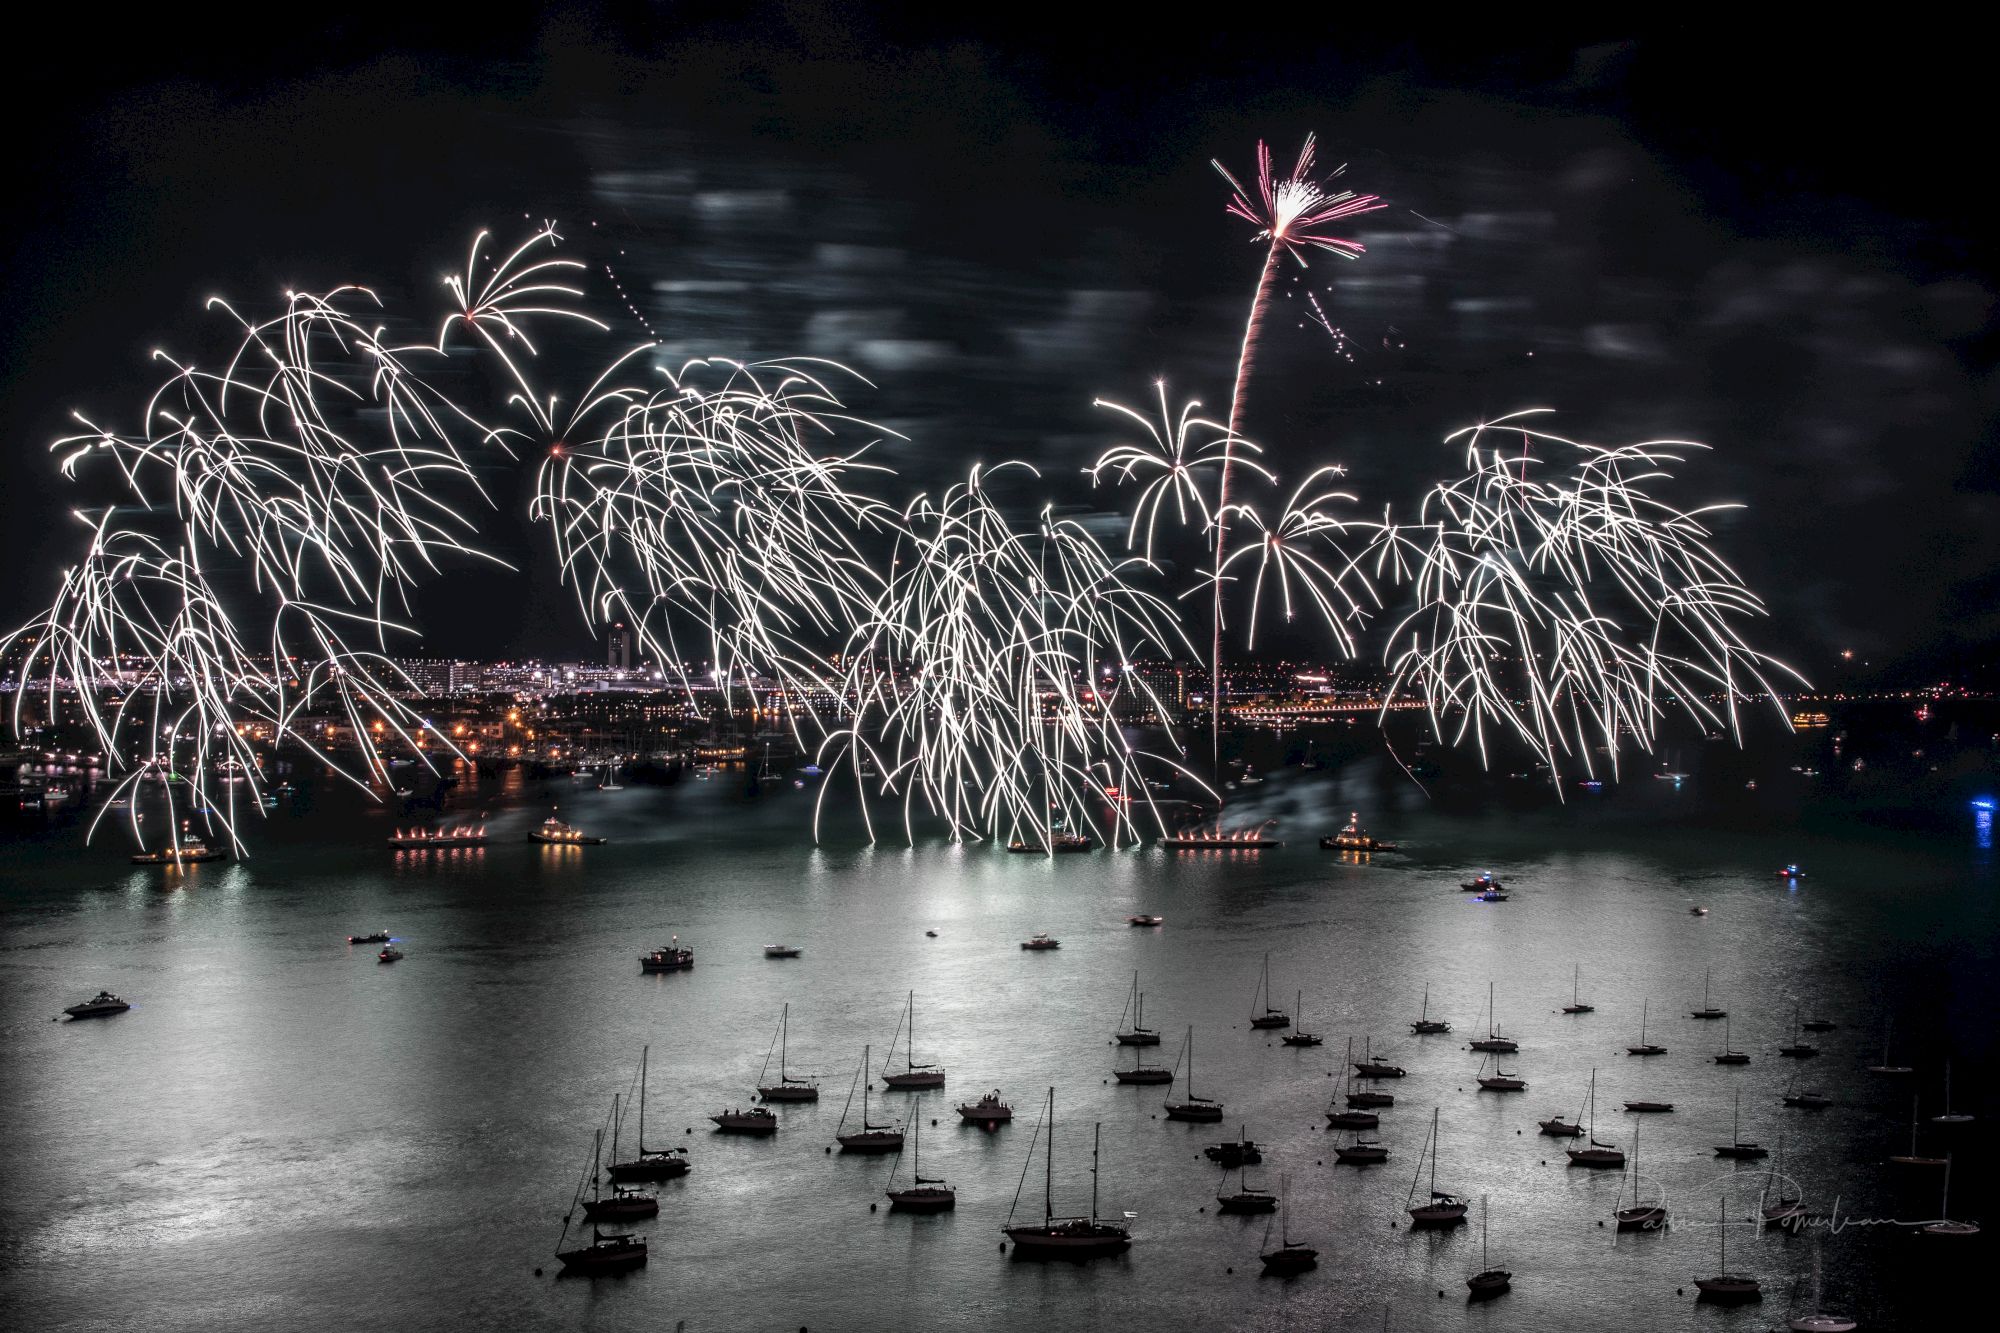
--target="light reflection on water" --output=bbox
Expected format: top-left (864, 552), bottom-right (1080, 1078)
top-left (1, 772), bottom-right (1991, 1329)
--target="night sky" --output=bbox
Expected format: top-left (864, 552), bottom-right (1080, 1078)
top-left (4, 7), bottom-right (1993, 678)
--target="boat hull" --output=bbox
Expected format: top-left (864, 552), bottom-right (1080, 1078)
top-left (957, 1104), bottom-right (1012, 1123)
top-left (1334, 1147), bottom-right (1388, 1164)
top-left (606, 1154), bottom-right (689, 1181)
top-left (1615, 1206), bottom-right (1667, 1232)
top-left (1407, 1204), bottom-right (1467, 1228)
top-left (881, 1072), bottom-right (945, 1089)
top-left (837, 1132), bottom-right (904, 1153)
top-left (710, 1115), bottom-right (777, 1135)
top-left (1566, 1148), bottom-right (1625, 1168)
top-left (886, 1188), bottom-right (956, 1212)
top-left (1694, 1277), bottom-right (1762, 1304)
top-left (582, 1196), bottom-right (658, 1221)
top-left (1113, 1070), bottom-right (1173, 1085)
top-left (757, 1085), bottom-right (819, 1102)
top-left (558, 1240), bottom-right (647, 1273)
top-left (1164, 1101), bottom-right (1225, 1122)
top-left (1326, 1110), bottom-right (1379, 1129)
top-left (1114, 1031), bottom-right (1162, 1046)
top-left (1004, 1224), bottom-right (1131, 1257)
top-left (1216, 1193), bottom-right (1277, 1214)
top-left (1260, 1247), bottom-right (1318, 1273)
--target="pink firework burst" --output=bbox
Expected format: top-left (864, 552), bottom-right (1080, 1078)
top-left (1211, 133), bottom-right (1383, 264)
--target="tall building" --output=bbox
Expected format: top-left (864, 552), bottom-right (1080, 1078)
top-left (607, 623), bottom-right (635, 673)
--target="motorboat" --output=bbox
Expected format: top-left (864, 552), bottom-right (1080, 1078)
top-left (957, 1090), bottom-right (1013, 1125)
top-left (529, 813), bottom-right (605, 845)
top-left (1021, 933), bottom-right (1061, 951)
top-left (347, 931), bottom-right (391, 945)
top-left (640, 938), bottom-right (695, 972)
top-left (377, 946), bottom-right (404, 963)
top-left (1320, 812), bottom-right (1398, 852)
top-left (63, 991), bottom-right (130, 1019)
top-left (709, 1106), bottom-right (778, 1135)
top-left (763, 944), bottom-right (801, 959)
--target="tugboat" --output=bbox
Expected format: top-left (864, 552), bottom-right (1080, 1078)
top-left (709, 1105), bottom-right (778, 1135)
top-left (834, 1045), bottom-right (903, 1152)
top-left (1204, 1125), bottom-right (1263, 1166)
top-left (1002, 1089), bottom-right (1131, 1258)
top-left (1693, 1195), bottom-right (1762, 1303)
top-left (640, 937), bottom-right (695, 972)
top-left (1410, 984), bottom-right (1451, 1034)
top-left (131, 825), bottom-right (227, 865)
top-left (529, 810), bottom-right (605, 844)
top-left (1321, 812), bottom-right (1398, 852)
top-left (884, 1118), bottom-right (955, 1211)
top-left (377, 945), bottom-right (404, 963)
top-left (387, 823), bottom-right (488, 849)
top-left (957, 1089), bottom-right (1013, 1126)
top-left (347, 930), bottom-right (391, 945)
top-left (606, 1047), bottom-right (691, 1181)
top-left (63, 991), bottom-right (130, 1019)
top-left (1404, 1108), bottom-right (1469, 1227)
top-left (756, 1004), bottom-right (819, 1103)
top-left (1164, 1027), bottom-right (1225, 1121)
top-left (1020, 933), bottom-right (1061, 951)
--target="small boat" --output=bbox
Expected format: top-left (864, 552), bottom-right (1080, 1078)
top-left (1247, 953), bottom-right (1290, 1029)
top-left (835, 1046), bottom-right (904, 1152)
top-left (879, 991), bottom-right (945, 1088)
top-left (583, 1094), bottom-right (658, 1221)
top-left (1561, 964), bottom-right (1595, 1014)
top-left (529, 811), bottom-right (605, 844)
top-left (885, 1118), bottom-right (955, 1211)
top-left (131, 827), bottom-right (227, 865)
top-left (1467, 982), bottom-right (1518, 1052)
top-left (556, 1128), bottom-right (648, 1274)
top-left (1713, 1090), bottom-right (1769, 1159)
top-left (1626, 999), bottom-right (1668, 1056)
top-left (1002, 1090), bottom-right (1131, 1257)
top-left (63, 991), bottom-right (130, 1019)
top-left (1613, 1118), bottom-right (1667, 1231)
top-left (1326, 1041), bottom-right (1381, 1129)
top-left (924, 930), bottom-right (938, 938)
top-left (1932, 1060), bottom-right (1975, 1124)
top-left (1693, 1194), bottom-right (1762, 1303)
top-left (1918, 1154), bottom-right (1980, 1237)
top-left (1353, 1035), bottom-right (1406, 1079)
top-left (1020, 933), bottom-right (1061, 951)
top-left (709, 1106), bottom-right (778, 1135)
top-left (1321, 812), bottom-right (1398, 852)
top-left (1475, 1053), bottom-right (1525, 1093)
top-left (1690, 906), bottom-right (1710, 915)
top-left (377, 946), bottom-right (403, 963)
top-left (1799, 1016), bottom-right (1837, 1033)
top-left (1333, 1131), bottom-right (1389, 1165)
top-left (763, 944), bottom-right (801, 959)
top-left (1864, 1017), bottom-right (1912, 1074)
top-left (1776, 864), bottom-right (1804, 879)
top-left (1777, 1005), bottom-right (1819, 1058)
top-left (1259, 1174), bottom-right (1318, 1274)
top-left (1280, 991), bottom-right (1322, 1047)
top-left (1623, 1100), bottom-right (1675, 1114)
top-left (1008, 832), bottom-right (1092, 854)
top-left (606, 1047), bottom-right (692, 1180)
top-left (1780, 1074), bottom-right (1830, 1111)
top-left (1405, 1109), bottom-right (1468, 1227)
top-left (1465, 1195), bottom-right (1511, 1297)
top-left (1760, 1134), bottom-right (1805, 1230)
top-left (1689, 967), bottom-right (1727, 1020)
top-left (640, 937), bottom-right (695, 972)
top-left (1114, 972), bottom-right (1161, 1046)
top-left (1164, 1026), bottom-right (1225, 1121)
top-left (1476, 889), bottom-right (1509, 902)
top-left (347, 930), bottom-right (391, 945)
top-left (755, 1004), bottom-right (818, 1103)
top-left (1125, 914), bottom-right (1164, 927)
top-left (1887, 1093), bottom-right (1946, 1167)
top-left (1215, 1161), bottom-right (1278, 1214)
top-left (387, 824), bottom-right (487, 849)
top-left (1409, 984), bottom-right (1451, 1034)
top-left (1786, 1236), bottom-right (1857, 1330)
top-left (1564, 1071), bottom-right (1624, 1168)
top-left (1713, 1015), bottom-right (1750, 1065)
top-left (1204, 1126), bottom-right (1263, 1166)
top-left (957, 1089), bottom-right (1012, 1126)
top-left (1460, 872), bottom-right (1501, 893)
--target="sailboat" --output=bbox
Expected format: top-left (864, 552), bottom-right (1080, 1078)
top-left (1780, 1073), bottom-right (1831, 1110)
top-left (1327, 1040), bottom-right (1381, 1129)
top-left (557, 1127), bottom-right (649, 1273)
top-left (1887, 1093), bottom-right (1946, 1167)
top-left (582, 1094), bottom-right (659, 1220)
top-left (1613, 1118), bottom-right (1667, 1231)
top-left (1002, 1089), bottom-right (1132, 1257)
top-left (1465, 1194), bottom-right (1511, 1296)
top-left (1713, 1015), bottom-right (1750, 1065)
top-left (598, 762), bottom-right (624, 792)
top-left (1409, 984), bottom-right (1451, 1034)
top-left (1248, 953), bottom-right (1290, 1029)
top-left (880, 991), bottom-right (945, 1088)
top-left (1713, 1089), bottom-right (1769, 1159)
top-left (1760, 1134), bottom-right (1805, 1229)
top-left (1259, 1172), bottom-right (1318, 1273)
top-left (1918, 1153), bottom-right (1980, 1236)
top-left (1785, 1234), bottom-right (1857, 1331)
top-left (1777, 1004), bottom-right (1819, 1058)
top-left (1799, 1014), bottom-right (1837, 1033)
top-left (885, 1117), bottom-right (955, 1211)
top-left (1164, 1026), bottom-right (1225, 1121)
top-left (1468, 982), bottom-right (1518, 1053)
top-left (1561, 963), bottom-right (1594, 1014)
top-left (606, 1046), bottom-right (691, 1181)
top-left (1864, 1017), bottom-right (1911, 1074)
top-left (1538, 1075), bottom-right (1586, 1138)
top-left (1113, 1039), bottom-right (1173, 1085)
top-left (1694, 1195), bottom-right (1762, 1302)
top-left (1690, 967), bottom-right (1727, 1020)
top-left (1215, 1160), bottom-right (1279, 1214)
top-left (756, 1003), bottom-right (819, 1102)
top-left (834, 1046), bottom-right (904, 1152)
top-left (1114, 971), bottom-right (1161, 1046)
top-left (1352, 1035), bottom-right (1406, 1081)
top-left (1932, 1060), bottom-right (1975, 1124)
top-left (1334, 1126), bottom-right (1389, 1165)
top-left (1404, 1109), bottom-right (1467, 1226)
top-left (1626, 998), bottom-right (1668, 1056)
top-left (1475, 1053), bottom-right (1525, 1092)
top-left (1565, 1070), bottom-right (1624, 1167)
top-left (1280, 991), bottom-right (1322, 1047)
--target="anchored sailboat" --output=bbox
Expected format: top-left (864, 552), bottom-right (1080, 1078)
top-left (885, 1117), bottom-right (955, 1212)
top-left (1864, 1017), bottom-right (1911, 1074)
top-left (1561, 963), bottom-right (1594, 1014)
top-left (1259, 1172), bottom-right (1317, 1273)
top-left (1613, 1118), bottom-right (1667, 1231)
top-left (1932, 1060), bottom-right (1975, 1124)
top-left (1002, 1089), bottom-right (1132, 1257)
top-left (1887, 1092), bottom-right (1946, 1167)
top-left (1468, 982), bottom-right (1518, 1053)
top-left (1760, 1134), bottom-right (1805, 1229)
top-left (1690, 967), bottom-right (1727, 1020)
top-left (1404, 1108), bottom-right (1467, 1227)
top-left (1114, 971), bottom-right (1160, 1046)
top-left (1565, 1070), bottom-right (1624, 1167)
top-left (1693, 1195), bottom-right (1762, 1303)
top-left (582, 1094), bottom-right (658, 1221)
top-left (1248, 953), bottom-right (1290, 1029)
top-left (1164, 1026), bottom-right (1225, 1121)
top-left (1280, 991), bottom-right (1323, 1047)
top-left (756, 1002), bottom-right (819, 1102)
top-left (1713, 1089), bottom-right (1768, 1159)
top-left (1627, 998), bottom-right (1668, 1056)
top-left (605, 1046), bottom-right (690, 1181)
top-left (1327, 1039), bottom-right (1381, 1129)
top-left (1465, 1194), bottom-right (1511, 1296)
top-left (880, 991), bottom-right (945, 1089)
top-left (1918, 1153), bottom-right (1980, 1236)
top-left (835, 1045), bottom-right (904, 1152)
top-left (557, 1127), bottom-right (648, 1273)
top-left (1410, 984), bottom-right (1451, 1034)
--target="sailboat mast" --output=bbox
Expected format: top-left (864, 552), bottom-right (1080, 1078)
top-left (1091, 1121), bottom-right (1102, 1223)
top-left (1046, 1089), bottom-right (1055, 1221)
top-left (637, 1045), bottom-right (648, 1150)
